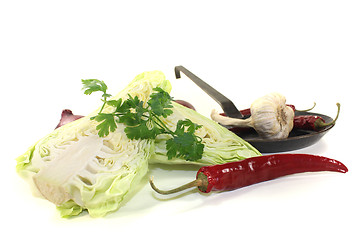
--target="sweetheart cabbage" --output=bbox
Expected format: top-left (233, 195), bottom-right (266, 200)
top-left (16, 71), bottom-right (170, 217)
top-left (151, 101), bottom-right (261, 165)
top-left (16, 70), bottom-right (261, 218)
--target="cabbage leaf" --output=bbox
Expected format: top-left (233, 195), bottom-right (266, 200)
top-left (151, 102), bottom-right (261, 165)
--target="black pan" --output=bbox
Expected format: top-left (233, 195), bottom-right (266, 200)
top-left (227, 111), bottom-right (334, 153)
top-left (174, 65), bottom-right (335, 153)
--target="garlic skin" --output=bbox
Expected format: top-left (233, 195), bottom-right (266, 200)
top-left (250, 93), bottom-right (294, 139)
top-left (210, 92), bottom-right (295, 139)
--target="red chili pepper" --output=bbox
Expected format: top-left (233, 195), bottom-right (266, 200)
top-left (294, 103), bottom-right (340, 131)
top-left (149, 154), bottom-right (348, 194)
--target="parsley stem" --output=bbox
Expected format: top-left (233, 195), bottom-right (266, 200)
top-left (151, 112), bottom-right (175, 136)
top-left (86, 83), bottom-right (204, 161)
top-left (98, 96), bottom-right (108, 114)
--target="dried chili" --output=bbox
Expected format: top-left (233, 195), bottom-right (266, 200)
top-left (294, 103), bottom-right (340, 131)
top-left (149, 154), bottom-right (348, 194)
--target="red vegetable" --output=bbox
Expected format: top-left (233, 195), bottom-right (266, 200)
top-left (149, 154), bottom-right (348, 194)
top-left (55, 109), bottom-right (84, 129)
top-left (174, 100), bottom-right (196, 111)
top-left (294, 103), bottom-right (340, 131)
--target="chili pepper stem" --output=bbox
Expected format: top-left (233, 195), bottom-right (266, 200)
top-left (149, 176), bottom-right (203, 195)
top-left (315, 103), bottom-right (341, 128)
top-left (297, 102), bottom-right (316, 112)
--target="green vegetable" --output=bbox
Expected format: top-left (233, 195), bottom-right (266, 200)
top-left (16, 71), bottom-right (170, 217)
top-left (84, 79), bottom-right (205, 161)
top-left (16, 70), bottom-right (261, 218)
top-left (151, 101), bottom-right (261, 165)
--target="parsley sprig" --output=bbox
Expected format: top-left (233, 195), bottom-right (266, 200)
top-left (82, 79), bottom-right (204, 161)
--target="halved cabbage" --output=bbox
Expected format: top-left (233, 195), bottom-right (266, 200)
top-left (16, 71), bottom-right (170, 217)
top-left (16, 70), bottom-right (261, 218)
top-left (151, 102), bottom-right (261, 165)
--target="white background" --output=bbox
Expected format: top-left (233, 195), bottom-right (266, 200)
top-left (1, 0), bottom-right (359, 239)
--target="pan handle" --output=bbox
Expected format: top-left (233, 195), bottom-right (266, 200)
top-left (174, 65), bottom-right (243, 119)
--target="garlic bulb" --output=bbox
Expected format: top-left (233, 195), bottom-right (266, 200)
top-left (211, 92), bottom-right (295, 139)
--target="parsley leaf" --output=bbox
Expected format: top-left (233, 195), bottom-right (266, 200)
top-left (106, 98), bottom-right (122, 109)
top-left (148, 87), bottom-right (173, 117)
top-left (91, 113), bottom-right (117, 137)
top-left (125, 120), bottom-right (162, 140)
top-left (83, 80), bottom-right (205, 161)
top-left (82, 79), bottom-right (112, 114)
top-left (81, 79), bottom-right (111, 98)
top-left (166, 119), bottom-right (204, 161)
top-left (117, 96), bottom-right (146, 126)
